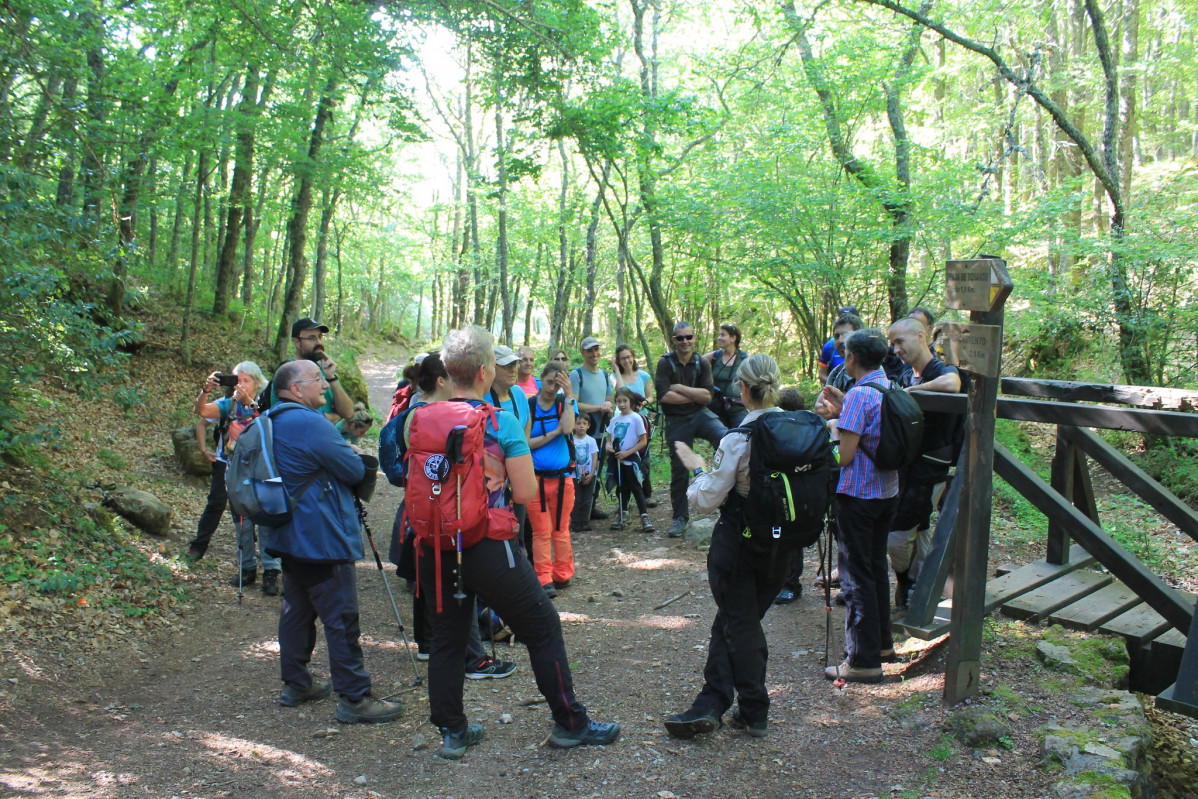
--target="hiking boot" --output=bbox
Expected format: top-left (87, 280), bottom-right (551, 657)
top-left (542, 583), bottom-right (557, 599)
top-left (774, 587), bottom-right (799, 605)
top-left (548, 719), bottom-right (621, 748)
top-left (640, 514), bottom-right (655, 533)
top-left (590, 507), bottom-right (609, 520)
top-left (667, 517), bottom-right (688, 538)
top-left (278, 678), bottom-right (332, 707)
top-left (823, 659), bottom-right (883, 684)
top-left (335, 694), bottom-right (403, 724)
top-left (645, 498), bottom-right (658, 509)
top-left (183, 545), bottom-right (205, 561)
top-left (609, 519), bottom-right (626, 531)
top-left (261, 569), bottom-right (281, 596)
top-left (465, 656), bottom-right (516, 680)
top-left (416, 651), bottom-right (430, 662)
top-left (553, 579), bottom-right (571, 590)
top-left (665, 706), bottom-right (721, 739)
top-left (229, 568), bottom-right (256, 588)
top-left (437, 723), bottom-right (485, 760)
top-left (728, 707), bottom-right (768, 738)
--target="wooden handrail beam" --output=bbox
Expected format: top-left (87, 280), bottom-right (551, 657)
top-left (993, 443), bottom-right (1193, 634)
top-left (1002, 378), bottom-right (1198, 411)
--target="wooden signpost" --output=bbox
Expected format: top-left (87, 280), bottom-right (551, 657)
top-left (942, 256), bottom-right (1012, 704)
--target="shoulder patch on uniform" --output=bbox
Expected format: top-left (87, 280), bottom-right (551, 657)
top-left (713, 448), bottom-right (724, 469)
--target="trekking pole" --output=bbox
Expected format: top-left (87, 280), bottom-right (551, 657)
top-left (356, 498), bottom-right (423, 686)
top-left (487, 606), bottom-right (498, 661)
top-left (453, 473), bottom-right (467, 604)
top-left (823, 513), bottom-right (834, 670)
top-left (616, 455), bottom-right (624, 528)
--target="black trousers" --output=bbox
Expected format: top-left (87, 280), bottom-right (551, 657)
top-left (417, 537), bottom-right (589, 734)
top-left (664, 409), bottom-right (727, 521)
top-left (188, 460), bottom-right (227, 554)
top-left (689, 517), bottom-right (789, 725)
top-left (837, 494), bottom-right (899, 669)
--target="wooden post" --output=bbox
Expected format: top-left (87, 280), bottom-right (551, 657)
top-left (943, 257), bottom-right (1013, 705)
top-left (1047, 428), bottom-right (1075, 565)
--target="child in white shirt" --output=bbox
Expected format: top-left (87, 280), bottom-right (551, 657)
top-left (605, 388), bottom-right (653, 532)
top-left (570, 414), bottom-right (599, 532)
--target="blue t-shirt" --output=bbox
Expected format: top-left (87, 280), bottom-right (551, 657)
top-left (490, 385), bottom-right (529, 429)
top-left (820, 338), bottom-right (844, 371)
top-left (529, 395), bottom-right (578, 473)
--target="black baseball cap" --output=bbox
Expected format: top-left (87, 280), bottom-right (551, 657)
top-left (291, 317), bottom-right (330, 338)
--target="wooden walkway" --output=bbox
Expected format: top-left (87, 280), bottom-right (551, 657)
top-left (896, 547), bottom-right (1192, 695)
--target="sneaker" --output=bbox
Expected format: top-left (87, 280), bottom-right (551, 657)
top-left (465, 656), bottom-right (517, 680)
top-left (543, 583), bottom-right (557, 599)
top-left (261, 569), bottom-right (281, 596)
top-left (590, 508), bottom-right (609, 520)
top-left (548, 719), bottom-right (621, 748)
top-left (416, 651), bottom-right (430, 662)
top-left (437, 723), bottom-right (484, 760)
top-left (823, 659), bottom-right (883, 684)
top-left (278, 678), bottom-right (332, 707)
top-left (667, 517), bottom-right (688, 538)
top-left (609, 519), bottom-right (626, 531)
top-left (335, 694), bottom-right (403, 724)
top-left (640, 514), bottom-right (655, 533)
top-left (774, 587), bottom-right (799, 605)
top-left (664, 706), bottom-right (721, 739)
top-left (183, 546), bottom-right (205, 561)
top-left (645, 498), bottom-right (658, 509)
top-left (728, 707), bottom-right (768, 738)
top-left (228, 568), bottom-right (256, 588)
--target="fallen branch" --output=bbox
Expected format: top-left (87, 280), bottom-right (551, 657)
top-left (653, 590), bottom-right (692, 611)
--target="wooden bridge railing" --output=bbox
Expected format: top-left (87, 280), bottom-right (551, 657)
top-left (906, 378), bottom-right (1198, 713)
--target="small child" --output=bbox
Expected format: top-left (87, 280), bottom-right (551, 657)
top-left (605, 387), bottom-right (653, 532)
top-left (570, 414), bottom-right (599, 533)
top-left (777, 386), bottom-right (805, 412)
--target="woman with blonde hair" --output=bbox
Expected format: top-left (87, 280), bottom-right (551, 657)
top-left (664, 353), bottom-right (815, 740)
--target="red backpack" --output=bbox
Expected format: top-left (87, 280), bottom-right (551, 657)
top-left (385, 383), bottom-right (417, 423)
top-left (401, 399), bottom-right (518, 611)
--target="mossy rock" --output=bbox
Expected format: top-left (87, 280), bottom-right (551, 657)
top-left (1040, 625), bottom-right (1130, 689)
top-left (944, 706), bottom-right (1011, 748)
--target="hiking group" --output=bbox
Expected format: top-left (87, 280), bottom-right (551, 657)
top-left (181, 307), bottom-right (965, 755)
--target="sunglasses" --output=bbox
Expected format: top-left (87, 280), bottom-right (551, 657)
top-left (553, 356), bottom-right (569, 361)
top-left (673, 334), bottom-right (694, 341)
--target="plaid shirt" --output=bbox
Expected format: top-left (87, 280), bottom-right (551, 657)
top-left (837, 368), bottom-right (900, 499)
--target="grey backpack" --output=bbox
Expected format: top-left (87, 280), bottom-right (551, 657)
top-left (225, 403), bottom-right (316, 526)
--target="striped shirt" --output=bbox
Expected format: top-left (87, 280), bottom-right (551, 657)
top-left (836, 368), bottom-right (900, 500)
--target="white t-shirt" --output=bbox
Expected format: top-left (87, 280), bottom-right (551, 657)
top-left (606, 412), bottom-right (647, 455)
top-left (572, 434), bottom-right (599, 478)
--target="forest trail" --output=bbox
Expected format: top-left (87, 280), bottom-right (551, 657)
top-left (0, 353), bottom-right (1065, 799)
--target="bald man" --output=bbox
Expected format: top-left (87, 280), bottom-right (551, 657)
top-left (886, 318), bottom-right (964, 612)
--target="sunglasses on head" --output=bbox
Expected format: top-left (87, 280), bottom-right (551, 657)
top-left (674, 334), bottom-right (694, 341)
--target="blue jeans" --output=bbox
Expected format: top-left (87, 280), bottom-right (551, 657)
top-left (836, 495), bottom-right (898, 669)
top-left (236, 518), bottom-right (279, 571)
top-left (278, 560), bottom-right (371, 701)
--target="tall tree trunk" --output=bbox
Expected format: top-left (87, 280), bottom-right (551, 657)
top-left (311, 186), bottom-right (340, 321)
top-left (179, 149), bottom-right (209, 357)
top-left (167, 151), bottom-right (192, 278)
top-left (494, 90), bottom-right (514, 344)
top-left (214, 65), bottom-right (260, 314)
top-left (273, 76), bottom-right (338, 359)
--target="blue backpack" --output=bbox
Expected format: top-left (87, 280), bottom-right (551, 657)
top-left (225, 403), bottom-right (318, 526)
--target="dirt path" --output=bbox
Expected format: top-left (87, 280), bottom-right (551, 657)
top-left (0, 354), bottom-right (1061, 798)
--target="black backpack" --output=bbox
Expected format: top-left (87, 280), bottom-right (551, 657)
top-left (730, 410), bottom-right (835, 550)
top-left (861, 382), bottom-right (925, 471)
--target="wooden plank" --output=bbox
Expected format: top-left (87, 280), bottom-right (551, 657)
top-left (982, 544), bottom-right (1095, 612)
top-left (996, 397), bottom-right (1198, 437)
top-left (1047, 432), bottom-right (1077, 565)
top-left (1063, 426), bottom-right (1198, 543)
top-left (1100, 604), bottom-right (1172, 645)
top-left (1001, 570), bottom-right (1113, 622)
top-left (1047, 581), bottom-right (1143, 631)
top-left (1001, 377), bottom-right (1198, 411)
top-left (995, 563), bottom-right (1019, 576)
top-left (899, 600), bottom-right (953, 641)
top-left (993, 445), bottom-right (1195, 634)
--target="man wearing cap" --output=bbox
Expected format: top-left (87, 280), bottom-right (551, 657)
top-left (267, 317), bottom-right (354, 423)
top-left (570, 337), bottom-right (614, 521)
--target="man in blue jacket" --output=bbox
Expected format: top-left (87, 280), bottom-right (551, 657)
top-left (269, 359), bottom-right (402, 724)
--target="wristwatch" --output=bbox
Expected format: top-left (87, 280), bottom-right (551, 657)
top-left (692, 467), bottom-right (704, 477)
